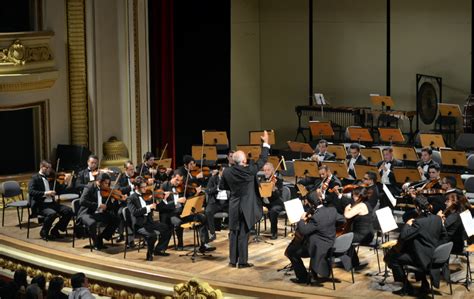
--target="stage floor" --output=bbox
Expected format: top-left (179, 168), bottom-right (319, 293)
top-left (0, 206), bottom-right (472, 298)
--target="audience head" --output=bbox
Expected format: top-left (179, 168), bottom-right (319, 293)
top-left (71, 272), bottom-right (89, 289)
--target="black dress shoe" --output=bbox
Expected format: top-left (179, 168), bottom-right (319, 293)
top-left (176, 246), bottom-right (184, 251)
top-left (270, 234), bottom-right (278, 240)
top-left (146, 253), bottom-right (153, 261)
top-left (40, 230), bottom-right (49, 241)
top-left (238, 263), bottom-right (254, 269)
top-left (290, 278), bottom-right (307, 284)
top-left (126, 242), bottom-right (136, 249)
top-left (117, 235), bottom-right (125, 242)
top-left (228, 263), bottom-right (236, 268)
top-left (199, 244), bottom-right (216, 253)
top-left (209, 234), bottom-right (216, 242)
top-left (392, 285), bottom-right (414, 296)
top-left (50, 229), bottom-right (64, 239)
top-left (154, 251), bottom-right (170, 256)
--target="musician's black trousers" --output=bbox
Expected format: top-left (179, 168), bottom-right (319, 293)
top-left (387, 251), bottom-right (425, 283)
top-left (205, 200), bottom-right (229, 235)
top-left (137, 221), bottom-right (172, 254)
top-left (264, 201), bottom-right (284, 235)
top-left (229, 213), bottom-right (250, 265)
top-left (286, 241), bottom-right (310, 280)
top-left (39, 202), bottom-right (73, 234)
top-left (171, 213), bottom-right (209, 246)
top-left (79, 212), bottom-right (120, 243)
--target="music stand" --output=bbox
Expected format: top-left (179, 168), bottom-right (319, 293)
top-left (360, 148), bottom-right (383, 165)
top-left (419, 133), bottom-right (446, 149)
top-left (326, 144), bottom-right (347, 160)
top-left (296, 183), bottom-right (309, 197)
top-left (191, 146), bottom-right (217, 165)
top-left (267, 156), bottom-right (280, 170)
top-left (392, 146), bottom-right (418, 161)
top-left (438, 103), bottom-right (462, 118)
top-left (287, 141), bottom-right (314, 159)
top-left (371, 95), bottom-right (394, 111)
top-left (354, 165), bottom-right (381, 182)
top-left (294, 160), bottom-right (319, 179)
top-left (440, 148), bottom-right (468, 167)
top-left (440, 172), bottom-right (465, 189)
top-left (236, 145), bottom-right (262, 161)
top-left (321, 161), bottom-right (349, 179)
top-left (202, 131), bottom-right (229, 147)
top-left (347, 127), bottom-right (374, 143)
top-left (259, 182), bottom-right (274, 198)
top-left (156, 158), bottom-right (172, 169)
top-left (378, 128), bottom-right (405, 145)
top-left (179, 194), bottom-right (208, 262)
top-left (250, 130), bottom-right (275, 145)
top-left (393, 167), bottom-right (421, 184)
top-left (309, 121), bottom-right (334, 140)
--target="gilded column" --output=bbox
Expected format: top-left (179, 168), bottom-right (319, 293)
top-left (66, 0), bottom-right (89, 146)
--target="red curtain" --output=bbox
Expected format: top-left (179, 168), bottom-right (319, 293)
top-left (149, 0), bottom-right (176, 166)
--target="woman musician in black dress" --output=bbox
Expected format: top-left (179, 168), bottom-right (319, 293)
top-left (437, 189), bottom-right (472, 254)
top-left (341, 186), bottom-right (374, 267)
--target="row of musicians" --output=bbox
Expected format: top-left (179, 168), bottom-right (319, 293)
top-left (27, 153), bottom-right (237, 260)
top-left (286, 174), bottom-right (471, 295)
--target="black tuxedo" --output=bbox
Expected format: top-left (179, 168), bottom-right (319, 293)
top-left (376, 159), bottom-right (404, 208)
top-left (442, 212), bottom-right (465, 254)
top-left (75, 168), bottom-right (95, 194)
top-left (346, 154), bottom-right (368, 181)
top-left (78, 183), bottom-right (119, 244)
top-left (259, 176), bottom-right (284, 236)
top-left (416, 159), bottom-right (439, 181)
top-left (315, 151), bottom-right (336, 162)
top-left (286, 205), bottom-right (345, 280)
top-left (127, 192), bottom-right (171, 254)
top-left (117, 175), bottom-right (133, 196)
top-left (205, 174), bottom-right (229, 235)
top-left (387, 214), bottom-right (447, 286)
top-left (159, 180), bottom-right (209, 247)
top-left (308, 175), bottom-right (346, 214)
top-left (220, 145), bottom-right (269, 264)
top-left (28, 173), bottom-right (73, 236)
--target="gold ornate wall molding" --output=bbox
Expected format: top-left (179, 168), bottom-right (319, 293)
top-left (66, 0), bottom-right (89, 147)
top-left (0, 31), bottom-right (59, 92)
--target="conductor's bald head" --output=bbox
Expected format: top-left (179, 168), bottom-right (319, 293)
top-left (232, 150), bottom-right (247, 166)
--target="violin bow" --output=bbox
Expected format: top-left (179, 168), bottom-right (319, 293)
top-left (52, 158), bottom-right (60, 192)
top-left (105, 173), bottom-right (122, 205)
top-left (158, 143), bottom-right (168, 162)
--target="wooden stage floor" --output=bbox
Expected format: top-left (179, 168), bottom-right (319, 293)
top-left (0, 206), bottom-right (472, 298)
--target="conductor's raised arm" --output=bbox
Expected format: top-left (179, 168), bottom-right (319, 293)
top-left (254, 130), bottom-right (270, 172)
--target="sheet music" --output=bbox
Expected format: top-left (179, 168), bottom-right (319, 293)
top-left (284, 198), bottom-right (305, 224)
top-left (460, 210), bottom-right (474, 237)
top-left (313, 93), bottom-right (327, 105)
top-left (216, 190), bottom-right (228, 200)
top-left (375, 207), bottom-right (398, 234)
top-left (382, 183), bottom-right (397, 207)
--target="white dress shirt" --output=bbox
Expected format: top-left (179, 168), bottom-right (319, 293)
top-left (40, 172), bottom-right (53, 203)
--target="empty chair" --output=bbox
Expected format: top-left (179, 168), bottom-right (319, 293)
top-left (455, 133), bottom-right (474, 151)
top-left (467, 154), bottom-right (474, 171)
top-left (431, 150), bottom-right (442, 166)
top-left (1, 181), bottom-right (28, 228)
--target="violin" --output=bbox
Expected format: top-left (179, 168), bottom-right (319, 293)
top-left (100, 187), bottom-right (127, 202)
top-left (176, 182), bottom-right (200, 196)
top-left (143, 188), bottom-right (167, 202)
top-left (91, 168), bottom-right (116, 177)
top-left (190, 166), bottom-right (211, 178)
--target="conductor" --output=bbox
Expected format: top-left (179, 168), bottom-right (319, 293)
top-left (220, 130), bottom-right (270, 268)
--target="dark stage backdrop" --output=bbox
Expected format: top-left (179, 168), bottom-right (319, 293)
top-left (148, 0), bottom-right (231, 167)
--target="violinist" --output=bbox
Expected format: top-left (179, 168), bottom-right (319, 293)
top-left (204, 166), bottom-right (229, 241)
top-left (260, 162), bottom-right (284, 240)
top-left (77, 173), bottom-right (120, 250)
top-left (285, 192), bottom-right (345, 284)
top-left (417, 147), bottom-right (439, 181)
top-left (75, 155), bottom-right (99, 194)
top-left (310, 139), bottom-right (336, 163)
top-left (362, 171), bottom-right (379, 209)
top-left (343, 187), bottom-right (374, 268)
top-left (385, 196), bottom-right (447, 296)
top-left (28, 160), bottom-right (74, 241)
top-left (377, 147), bottom-right (403, 208)
top-left (136, 152), bottom-right (157, 180)
top-left (116, 160), bottom-right (140, 244)
top-left (178, 155), bottom-right (205, 189)
top-left (309, 165), bottom-right (344, 214)
top-left (160, 171), bottom-right (214, 253)
top-left (343, 143), bottom-right (368, 185)
top-left (127, 176), bottom-right (172, 261)
top-left (438, 189), bottom-right (471, 254)
top-left (227, 150), bottom-right (235, 166)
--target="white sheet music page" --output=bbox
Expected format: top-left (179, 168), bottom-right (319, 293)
top-left (460, 210), bottom-right (474, 237)
top-left (284, 198), bottom-right (305, 224)
top-left (376, 207), bottom-right (398, 234)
